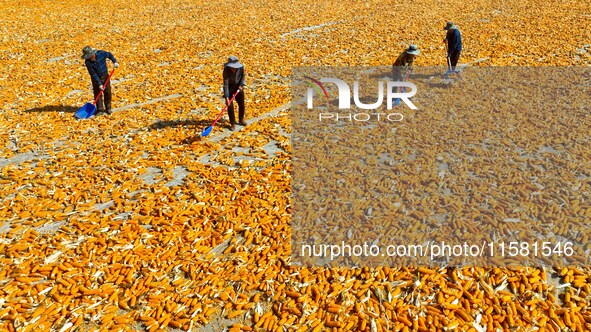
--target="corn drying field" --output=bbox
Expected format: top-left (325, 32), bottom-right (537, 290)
top-left (1, 0), bottom-right (591, 331)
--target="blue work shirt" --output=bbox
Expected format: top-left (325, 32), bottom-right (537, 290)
top-left (85, 50), bottom-right (117, 84)
top-left (446, 29), bottom-right (462, 54)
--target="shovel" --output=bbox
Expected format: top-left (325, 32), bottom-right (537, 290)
top-left (74, 68), bottom-right (116, 119)
top-left (201, 89), bottom-right (241, 137)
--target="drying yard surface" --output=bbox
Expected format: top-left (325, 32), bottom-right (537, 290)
top-left (1, 0), bottom-right (590, 331)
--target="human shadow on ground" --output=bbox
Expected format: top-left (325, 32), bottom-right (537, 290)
top-left (23, 105), bottom-right (79, 113)
top-left (409, 72), bottom-right (447, 80)
top-left (369, 71), bottom-right (393, 79)
top-left (425, 81), bottom-right (456, 89)
top-left (183, 135), bottom-right (205, 144)
top-left (149, 119), bottom-right (220, 130)
top-left (368, 71), bottom-right (444, 81)
top-left (149, 118), bottom-right (234, 143)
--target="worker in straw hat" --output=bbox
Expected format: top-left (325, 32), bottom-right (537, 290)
top-left (223, 56), bottom-right (246, 131)
top-left (443, 22), bottom-right (462, 73)
top-left (81, 46), bottom-right (119, 115)
top-left (392, 44), bottom-right (420, 82)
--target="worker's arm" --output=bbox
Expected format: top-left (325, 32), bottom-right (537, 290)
top-left (407, 55), bottom-right (415, 72)
top-left (106, 52), bottom-right (119, 68)
top-left (452, 30), bottom-right (462, 51)
top-left (223, 66), bottom-right (230, 99)
top-left (238, 67), bottom-right (246, 88)
top-left (105, 51), bottom-right (117, 64)
top-left (85, 61), bottom-right (102, 86)
top-left (443, 29), bottom-right (450, 44)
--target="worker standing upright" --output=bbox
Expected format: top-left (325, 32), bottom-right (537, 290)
top-left (443, 22), bottom-right (462, 73)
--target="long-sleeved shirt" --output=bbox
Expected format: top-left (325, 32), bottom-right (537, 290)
top-left (85, 50), bottom-right (117, 84)
top-left (392, 52), bottom-right (415, 81)
top-left (223, 65), bottom-right (245, 98)
top-left (445, 29), bottom-right (462, 54)
top-left (393, 52), bottom-right (415, 67)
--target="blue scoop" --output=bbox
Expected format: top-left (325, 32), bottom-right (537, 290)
top-left (74, 103), bottom-right (97, 119)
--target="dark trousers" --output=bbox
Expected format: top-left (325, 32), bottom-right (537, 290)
top-left (227, 88), bottom-right (245, 124)
top-left (91, 74), bottom-right (112, 111)
top-left (448, 50), bottom-right (461, 71)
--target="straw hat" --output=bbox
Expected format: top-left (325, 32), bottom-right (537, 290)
top-left (405, 44), bottom-right (420, 56)
top-left (81, 46), bottom-right (96, 59)
top-left (225, 55), bottom-right (244, 68)
top-left (444, 22), bottom-right (458, 30)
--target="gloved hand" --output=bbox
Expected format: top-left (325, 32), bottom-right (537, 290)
top-left (99, 85), bottom-right (104, 91)
top-left (113, 62), bottom-right (119, 69)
